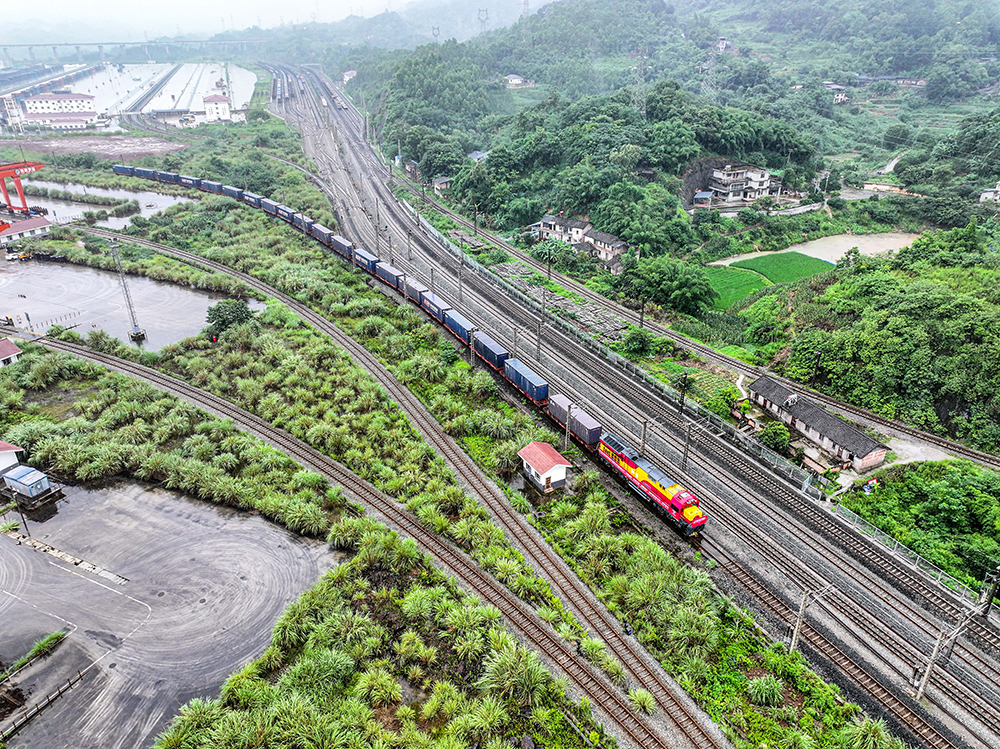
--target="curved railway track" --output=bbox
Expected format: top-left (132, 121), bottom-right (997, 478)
top-left (6, 333), bottom-right (676, 749)
top-left (77, 227), bottom-right (727, 749)
top-left (276, 67), bottom-right (1000, 748)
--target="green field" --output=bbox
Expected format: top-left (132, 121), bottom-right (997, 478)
top-left (731, 252), bottom-right (835, 284)
top-left (703, 265), bottom-right (769, 309)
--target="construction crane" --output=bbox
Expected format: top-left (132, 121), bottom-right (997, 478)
top-left (111, 246), bottom-right (146, 342)
top-left (0, 162), bottom-right (45, 214)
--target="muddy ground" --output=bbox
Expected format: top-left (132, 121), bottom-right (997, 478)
top-left (0, 482), bottom-right (336, 748)
top-left (1, 136), bottom-right (187, 160)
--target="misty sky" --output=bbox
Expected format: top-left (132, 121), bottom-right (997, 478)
top-left (10, 0), bottom-right (404, 41)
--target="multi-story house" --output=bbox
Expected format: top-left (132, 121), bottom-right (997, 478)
top-left (708, 162), bottom-right (772, 203)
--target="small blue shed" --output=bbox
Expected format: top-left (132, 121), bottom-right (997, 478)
top-left (3, 465), bottom-right (51, 498)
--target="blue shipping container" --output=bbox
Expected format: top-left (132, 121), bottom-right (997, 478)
top-left (276, 205), bottom-right (295, 221)
top-left (331, 235), bottom-right (353, 257)
top-left (112, 165), bottom-right (134, 176)
top-left (504, 359), bottom-right (549, 403)
top-left (353, 248), bottom-right (379, 273)
top-left (375, 262), bottom-right (404, 289)
top-left (157, 171), bottom-right (179, 183)
top-left (242, 192), bottom-right (262, 209)
top-left (134, 167), bottom-right (157, 180)
top-left (421, 292), bottom-right (451, 323)
top-left (260, 198), bottom-right (279, 215)
top-left (201, 180), bottom-right (223, 194)
top-left (222, 185), bottom-right (243, 200)
top-left (179, 175), bottom-right (201, 188)
top-left (292, 213), bottom-right (314, 232)
top-left (405, 278), bottom-right (428, 305)
top-left (443, 309), bottom-right (474, 345)
top-left (311, 224), bottom-right (333, 244)
top-left (474, 333), bottom-right (509, 370)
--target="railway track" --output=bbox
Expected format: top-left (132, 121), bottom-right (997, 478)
top-left (723, 563), bottom-right (957, 749)
top-left (77, 227), bottom-right (728, 749)
top-left (6, 332), bottom-right (677, 749)
top-left (316, 74), bottom-right (1000, 476)
top-left (281, 68), bottom-right (1000, 747)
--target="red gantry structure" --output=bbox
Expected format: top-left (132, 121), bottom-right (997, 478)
top-left (0, 162), bottom-right (45, 214)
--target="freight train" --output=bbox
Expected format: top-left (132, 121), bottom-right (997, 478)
top-left (112, 164), bottom-right (708, 537)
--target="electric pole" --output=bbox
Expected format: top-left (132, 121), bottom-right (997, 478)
top-left (789, 584), bottom-right (835, 654)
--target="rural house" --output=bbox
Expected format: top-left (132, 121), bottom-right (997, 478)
top-left (0, 441), bottom-right (23, 472)
top-left (531, 216), bottom-right (629, 265)
top-left (748, 376), bottom-right (887, 472)
top-left (432, 176), bottom-right (452, 196)
top-left (0, 337), bottom-right (22, 368)
top-left (707, 162), bottom-right (775, 204)
top-left (517, 441), bottom-right (572, 493)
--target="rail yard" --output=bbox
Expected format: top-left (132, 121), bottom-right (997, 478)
top-left (3, 60), bottom-right (1000, 749)
top-left (258, 63), bottom-right (1000, 749)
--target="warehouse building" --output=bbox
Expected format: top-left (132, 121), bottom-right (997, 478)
top-left (749, 376), bottom-right (887, 472)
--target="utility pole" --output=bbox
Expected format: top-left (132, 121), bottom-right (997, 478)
top-left (430, 268), bottom-right (436, 296)
top-left (407, 230), bottom-right (412, 261)
top-left (640, 420), bottom-right (648, 457)
top-left (914, 564), bottom-right (1000, 701)
top-left (513, 329), bottom-right (519, 359)
top-left (458, 258), bottom-right (463, 303)
top-left (468, 328), bottom-right (478, 365)
top-left (681, 423), bottom-right (693, 472)
top-left (535, 321), bottom-right (542, 359)
top-left (564, 403), bottom-right (573, 451)
top-left (789, 584), bottom-right (835, 654)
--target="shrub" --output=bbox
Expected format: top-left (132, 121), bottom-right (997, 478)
top-left (758, 422), bottom-right (791, 452)
top-left (628, 687), bottom-right (656, 714)
top-left (747, 674), bottom-right (784, 707)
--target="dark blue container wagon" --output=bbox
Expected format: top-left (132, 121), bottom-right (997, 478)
top-left (179, 175), bottom-right (201, 188)
top-left (292, 213), bottom-right (314, 232)
top-left (504, 358), bottom-right (549, 405)
top-left (275, 204), bottom-right (295, 222)
top-left (134, 167), bottom-right (157, 180)
top-left (157, 171), bottom-right (180, 183)
top-left (353, 248), bottom-right (379, 273)
top-left (331, 235), bottom-right (353, 258)
top-left (473, 333), bottom-right (509, 371)
top-left (222, 185), bottom-right (243, 200)
top-left (421, 292), bottom-right (451, 323)
top-left (405, 278), bottom-right (428, 305)
top-left (201, 180), bottom-right (223, 194)
top-left (112, 165), bottom-right (134, 176)
top-left (242, 192), bottom-right (262, 209)
top-left (311, 223), bottom-right (333, 246)
top-left (375, 262), bottom-right (404, 290)
top-left (443, 309), bottom-right (474, 345)
top-left (260, 198), bottom-right (279, 215)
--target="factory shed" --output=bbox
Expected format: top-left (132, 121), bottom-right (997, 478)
top-left (517, 442), bottom-right (572, 493)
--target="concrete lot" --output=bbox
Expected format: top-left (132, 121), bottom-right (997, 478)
top-left (1, 482), bottom-right (336, 748)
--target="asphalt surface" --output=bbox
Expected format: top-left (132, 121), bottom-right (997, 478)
top-left (1, 482), bottom-right (336, 748)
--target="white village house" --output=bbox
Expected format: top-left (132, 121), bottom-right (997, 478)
top-left (0, 337), bottom-right (22, 368)
top-left (203, 94), bottom-right (231, 122)
top-left (0, 441), bottom-right (23, 473)
top-left (531, 215), bottom-right (628, 265)
top-left (517, 441), bottom-right (572, 493)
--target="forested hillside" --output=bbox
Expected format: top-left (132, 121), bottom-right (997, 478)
top-left (894, 105), bottom-right (1000, 194)
top-left (673, 0), bottom-right (1000, 88)
top-left (731, 219), bottom-right (1000, 451)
